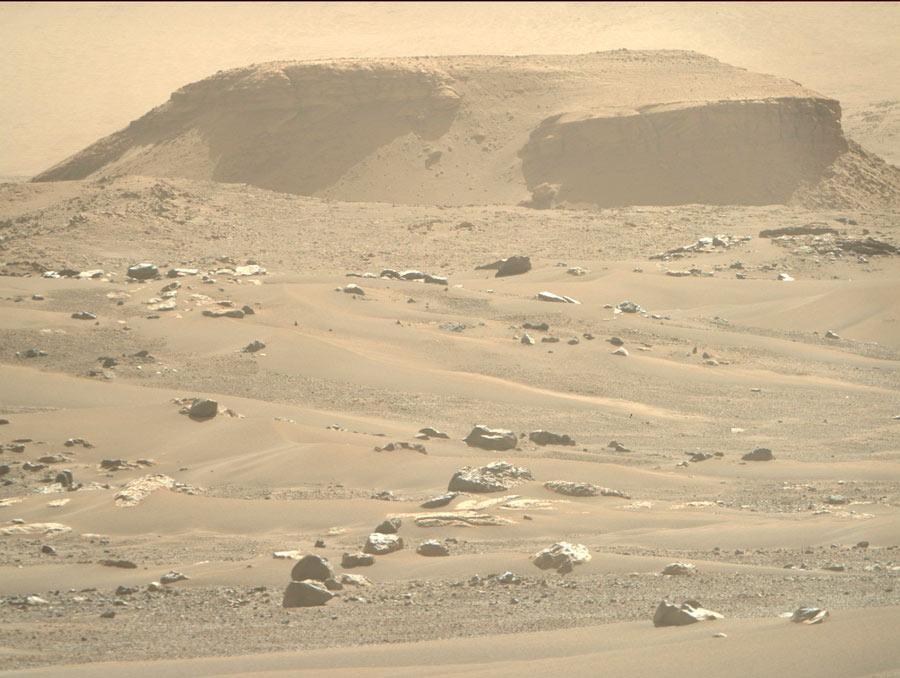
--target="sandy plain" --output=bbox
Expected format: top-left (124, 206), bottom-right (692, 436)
top-left (1, 33), bottom-right (899, 678)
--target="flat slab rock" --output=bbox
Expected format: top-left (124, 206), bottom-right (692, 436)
top-left (532, 541), bottom-right (591, 574)
top-left (463, 425), bottom-right (517, 451)
top-left (742, 447), bottom-right (774, 461)
top-left (543, 481), bottom-right (630, 499)
top-left (791, 607), bottom-right (829, 624)
top-left (653, 600), bottom-right (723, 626)
top-left (448, 461), bottom-right (533, 493)
top-left (529, 430), bottom-right (576, 446)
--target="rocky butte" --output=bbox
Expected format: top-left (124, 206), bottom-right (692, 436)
top-left (32, 51), bottom-right (900, 209)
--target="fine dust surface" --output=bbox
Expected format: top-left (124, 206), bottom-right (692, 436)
top-left (0, 171), bottom-right (898, 677)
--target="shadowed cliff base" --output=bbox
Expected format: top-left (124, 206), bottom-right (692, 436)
top-left (31, 51), bottom-right (900, 209)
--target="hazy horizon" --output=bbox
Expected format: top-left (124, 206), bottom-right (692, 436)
top-left (2, 1), bottom-right (899, 177)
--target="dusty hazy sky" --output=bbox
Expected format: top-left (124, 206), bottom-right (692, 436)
top-left (2, 1), bottom-right (899, 177)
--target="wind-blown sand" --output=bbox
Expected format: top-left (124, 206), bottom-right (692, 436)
top-left (1, 50), bottom-right (899, 677)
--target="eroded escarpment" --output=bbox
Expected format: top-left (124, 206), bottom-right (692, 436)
top-left (31, 51), bottom-right (900, 208)
top-left (520, 98), bottom-right (850, 207)
top-left (33, 61), bottom-right (462, 195)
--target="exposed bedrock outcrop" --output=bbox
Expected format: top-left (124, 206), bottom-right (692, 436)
top-left (33, 62), bottom-right (461, 194)
top-left (31, 52), bottom-right (899, 208)
top-left (520, 97), bottom-right (849, 207)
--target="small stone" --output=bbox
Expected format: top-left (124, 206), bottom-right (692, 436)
top-left (825, 330), bottom-right (840, 340)
top-left (41, 544), bottom-right (57, 555)
top-left (71, 311), bottom-right (97, 320)
top-left (363, 533), bottom-right (403, 555)
top-left (463, 426), bottom-right (517, 451)
top-left (529, 430), bottom-right (575, 446)
top-left (160, 570), bottom-right (189, 584)
top-left (825, 495), bottom-right (849, 505)
top-left (521, 333), bottom-right (535, 345)
top-left (100, 610), bottom-right (116, 618)
top-left (653, 600), bottom-right (723, 627)
top-left (421, 492), bottom-right (458, 508)
top-left (608, 337), bottom-right (624, 346)
top-left (612, 347), bottom-right (629, 356)
top-left (127, 263), bottom-right (159, 280)
top-left (662, 563), bottom-right (696, 576)
top-left (343, 284), bottom-right (365, 295)
top-left (790, 608), bottom-right (829, 624)
top-left (532, 542), bottom-right (591, 574)
top-left (418, 427), bottom-right (449, 439)
top-left (242, 339), bottom-right (266, 353)
top-left (99, 559), bottom-right (138, 569)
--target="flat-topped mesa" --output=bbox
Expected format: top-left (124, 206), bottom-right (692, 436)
top-left (31, 51), bottom-right (900, 208)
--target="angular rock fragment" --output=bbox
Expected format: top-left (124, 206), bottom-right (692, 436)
top-left (363, 533), bottom-right (404, 555)
top-left (188, 399), bottom-right (218, 420)
top-left (160, 570), bottom-right (189, 584)
top-left (495, 255), bottom-right (532, 277)
top-left (529, 430), bottom-right (575, 446)
top-left (290, 554), bottom-right (334, 582)
top-left (533, 541), bottom-right (591, 574)
top-left (71, 311), bottom-right (97, 320)
top-left (340, 573), bottom-right (371, 586)
top-left (448, 461), bottom-right (532, 493)
top-left (127, 263), bottom-right (158, 280)
top-left (420, 492), bottom-right (458, 508)
top-left (463, 425), bottom-right (517, 451)
top-left (282, 580), bottom-right (335, 607)
top-left (417, 540), bottom-right (450, 557)
top-left (242, 339), bottom-right (266, 353)
top-left (202, 308), bottom-right (245, 318)
top-left (662, 563), bottom-right (697, 576)
top-left (537, 291), bottom-right (580, 304)
top-left (476, 255), bottom-right (532, 277)
top-left (343, 284), bottom-right (365, 295)
top-left (418, 427), bottom-right (449, 439)
top-left (742, 448), bottom-right (774, 461)
top-left (790, 608), bottom-right (829, 624)
top-left (616, 301), bottom-right (643, 314)
top-left (374, 518), bottom-right (402, 534)
top-left (342, 552), bottom-right (375, 568)
top-left (653, 600), bottom-right (723, 626)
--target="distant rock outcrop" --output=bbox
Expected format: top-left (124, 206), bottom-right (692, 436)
top-left (32, 52), bottom-right (898, 209)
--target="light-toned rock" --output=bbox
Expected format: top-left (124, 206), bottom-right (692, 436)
top-left (532, 541), bottom-right (591, 574)
top-left (653, 600), bottom-right (723, 626)
top-left (363, 533), bottom-right (404, 555)
top-left (791, 608), bottom-right (829, 624)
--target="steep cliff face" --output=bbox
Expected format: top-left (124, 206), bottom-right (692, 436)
top-left (520, 98), bottom-right (849, 207)
top-left (31, 51), bottom-right (900, 208)
top-left (33, 62), bottom-right (462, 195)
